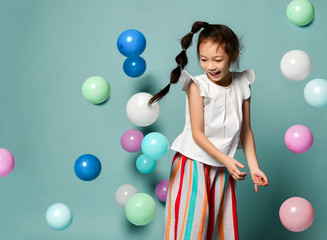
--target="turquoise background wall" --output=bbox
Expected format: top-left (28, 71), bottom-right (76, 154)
top-left (1, 0), bottom-right (326, 239)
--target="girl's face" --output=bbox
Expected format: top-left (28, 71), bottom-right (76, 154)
top-left (199, 40), bottom-right (235, 86)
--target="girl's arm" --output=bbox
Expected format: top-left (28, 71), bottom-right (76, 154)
top-left (240, 97), bottom-right (268, 191)
top-left (188, 82), bottom-right (247, 180)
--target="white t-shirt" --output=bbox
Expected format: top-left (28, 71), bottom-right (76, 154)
top-left (170, 69), bottom-right (255, 167)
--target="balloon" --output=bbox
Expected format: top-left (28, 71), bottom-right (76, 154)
top-left (286, 0), bottom-right (315, 26)
top-left (74, 154), bottom-right (102, 181)
top-left (304, 79), bottom-right (327, 108)
top-left (82, 76), bottom-right (110, 104)
top-left (126, 92), bottom-right (159, 127)
top-left (284, 125), bottom-right (313, 154)
top-left (117, 29), bottom-right (146, 57)
top-left (279, 197), bottom-right (314, 232)
top-left (115, 184), bottom-right (138, 207)
top-left (280, 50), bottom-right (312, 81)
top-left (155, 180), bottom-right (169, 202)
top-left (142, 132), bottom-right (169, 160)
top-left (136, 154), bottom-right (156, 174)
top-left (121, 129), bottom-right (144, 153)
top-left (46, 203), bottom-right (73, 231)
top-left (125, 193), bottom-right (156, 226)
top-left (123, 56), bottom-right (146, 78)
top-left (0, 148), bottom-right (15, 177)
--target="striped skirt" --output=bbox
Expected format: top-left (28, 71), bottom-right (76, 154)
top-left (163, 152), bottom-right (239, 240)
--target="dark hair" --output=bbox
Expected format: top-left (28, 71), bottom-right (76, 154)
top-left (148, 21), bottom-right (240, 105)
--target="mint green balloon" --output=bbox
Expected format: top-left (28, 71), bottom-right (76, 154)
top-left (82, 76), bottom-right (110, 104)
top-left (286, 0), bottom-right (315, 26)
top-left (125, 193), bottom-right (156, 226)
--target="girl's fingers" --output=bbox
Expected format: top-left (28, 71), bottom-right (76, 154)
top-left (257, 176), bottom-right (268, 186)
top-left (263, 175), bottom-right (269, 185)
top-left (254, 176), bottom-right (269, 188)
top-left (256, 177), bottom-right (264, 186)
top-left (235, 161), bottom-right (245, 169)
top-left (258, 172), bottom-right (268, 184)
top-left (232, 172), bottom-right (237, 180)
top-left (234, 167), bottom-right (247, 177)
top-left (232, 171), bottom-right (246, 181)
top-left (254, 184), bottom-right (258, 192)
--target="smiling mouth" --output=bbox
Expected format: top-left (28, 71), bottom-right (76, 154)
top-left (209, 71), bottom-right (221, 78)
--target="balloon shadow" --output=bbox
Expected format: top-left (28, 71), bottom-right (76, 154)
top-left (121, 211), bottom-right (151, 234)
top-left (130, 73), bottom-right (162, 95)
top-left (137, 122), bottom-right (162, 136)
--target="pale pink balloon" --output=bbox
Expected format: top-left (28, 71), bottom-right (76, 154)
top-left (0, 148), bottom-right (15, 177)
top-left (284, 125), bottom-right (313, 153)
top-left (279, 197), bottom-right (314, 232)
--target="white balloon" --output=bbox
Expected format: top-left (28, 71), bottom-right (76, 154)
top-left (280, 50), bottom-right (312, 81)
top-left (115, 184), bottom-right (138, 207)
top-left (126, 92), bottom-right (160, 127)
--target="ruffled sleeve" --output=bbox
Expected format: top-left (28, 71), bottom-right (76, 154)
top-left (242, 69), bottom-right (255, 100)
top-left (180, 70), bottom-right (208, 97)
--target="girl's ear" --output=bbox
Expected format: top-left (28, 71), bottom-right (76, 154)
top-left (231, 50), bottom-right (239, 63)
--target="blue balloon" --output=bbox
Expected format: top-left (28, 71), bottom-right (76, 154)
top-left (74, 154), bottom-right (101, 181)
top-left (141, 132), bottom-right (169, 160)
top-left (123, 56), bottom-right (146, 78)
top-left (304, 79), bottom-right (327, 108)
top-left (117, 30), bottom-right (146, 57)
top-left (136, 154), bottom-right (156, 174)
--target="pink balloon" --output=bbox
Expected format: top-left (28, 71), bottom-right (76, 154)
top-left (0, 148), bottom-right (15, 177)
top-left (120, 129), bottom-right (144, 153)
top-left (284, 125), bottom-right (313, 153)
top-left (279, 197), bottom-right (314, 232)
top-left (155, 180), bottom-right (169, 202)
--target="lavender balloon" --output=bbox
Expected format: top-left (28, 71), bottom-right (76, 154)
top-left (155, 180), bottom-right (169, 202)
top-left (284, 125), bottom-right (313, 154)
top-left (120, 129), bottom-right (144, 153)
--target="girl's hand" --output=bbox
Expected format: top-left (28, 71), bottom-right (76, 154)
top-left (250, 168), bottom-right (268, 192)
top-left (224, 157), bottom-right (247, 181)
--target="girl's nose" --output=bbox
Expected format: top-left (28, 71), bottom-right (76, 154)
top-left (208, 64), bottom-right (216, 71)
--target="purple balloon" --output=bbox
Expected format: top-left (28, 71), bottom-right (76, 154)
top-left (121, 129), bottom-right (144, 153)
top-left (284, 125), bottom-right (313, 154)
top-left (155, 180), bottom-right (169, 202)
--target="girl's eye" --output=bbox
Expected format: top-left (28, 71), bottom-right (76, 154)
top-left (215, 60), bottom-right (222, 62)
top-left (201, 59), bottom-right (207, 62)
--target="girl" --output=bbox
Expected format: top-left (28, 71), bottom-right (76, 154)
top-left (149, 21), bottom-right (268, 240)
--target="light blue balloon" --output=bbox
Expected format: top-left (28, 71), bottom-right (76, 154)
top-left (304, 79), bottom-right (327, 108)
top-left (136, 154), bottom-right (156, 174)
top-left (141, 132), bottom-right (169, 160)
top-left (46, 203), bottom-right (73, 231)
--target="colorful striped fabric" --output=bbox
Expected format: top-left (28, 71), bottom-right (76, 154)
top-left (163, 152), bottom-right (239, 240)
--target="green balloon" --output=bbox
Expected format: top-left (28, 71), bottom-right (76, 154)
top-left (125, 193), bottom-right (156, 226)
top-left (82, 76), bottom-right (110, 104)
top-left (286, 0), bottom-right (315, 26)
